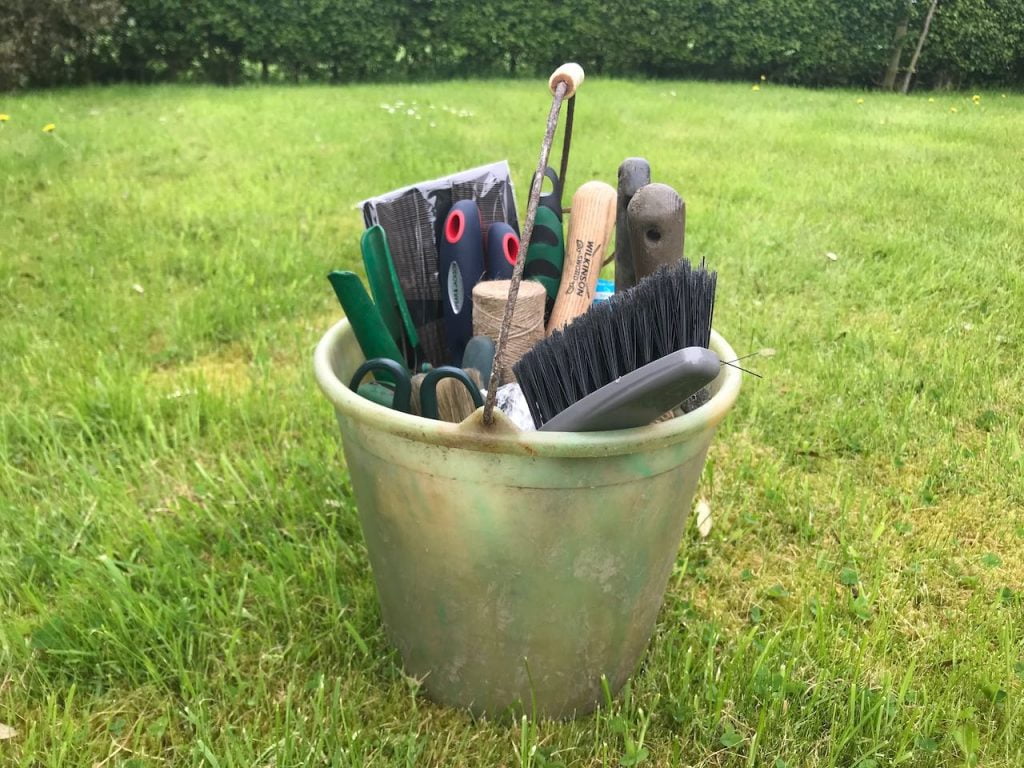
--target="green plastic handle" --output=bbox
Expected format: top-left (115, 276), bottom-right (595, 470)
top-left (523, 205), bottom-right (565, 317)
top-left (357, 382), bottom-right (397, 408)
top-left (419, 366), bottom-right (484, 421)
top-left (360, 227), bottom-right (405, 347)
top-left (361, 226), bottom-right (424, 369)
top-left (461, 335), bottom-right (495, 388)
top-left (364, 226), bottom-right (421, 358)
top-left (327, 271), bottom-right (406, 383)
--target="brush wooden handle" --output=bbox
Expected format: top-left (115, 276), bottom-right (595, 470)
top-left (546, 180), bottom-right (616, 334)
top-left (549, 63), bottom-right (584, 98)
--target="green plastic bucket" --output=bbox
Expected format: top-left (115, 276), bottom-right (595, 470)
top-left (314, 318), bottom-right (741, 717)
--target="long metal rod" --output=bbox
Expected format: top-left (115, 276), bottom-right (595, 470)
top-left (557, 95), bottom-right (575, 197)
top-left (483, 81), bottom-right (568, 425)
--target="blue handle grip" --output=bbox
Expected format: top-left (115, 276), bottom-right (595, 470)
top-left (438, 200), bottom-right (484, 364)
top-left (485, 222), bottom-right (520, 280)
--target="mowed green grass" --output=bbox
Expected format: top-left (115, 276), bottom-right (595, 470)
top-left (1, 80), bottom-right (1023, 767)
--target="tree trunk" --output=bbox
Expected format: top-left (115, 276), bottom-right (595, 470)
top-left (901, 0), bottom-right (939, 94)
top-left (261, 58), bottom-right (269, 82)
top-left (881, 5), bottom-right (911, 91)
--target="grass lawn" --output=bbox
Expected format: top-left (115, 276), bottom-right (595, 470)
top-left (1, 79), bottom-right (1023, 766)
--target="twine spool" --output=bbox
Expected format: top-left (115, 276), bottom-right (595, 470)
top-left (473, 280), bottom-right (546, 386)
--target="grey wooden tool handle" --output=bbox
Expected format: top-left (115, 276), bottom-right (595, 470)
top-left (615, 158), bottom-right (651, 292)
top-left (627, 183), bottom-right (685, 282)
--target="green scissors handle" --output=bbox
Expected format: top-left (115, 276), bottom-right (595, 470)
top-left (349, 358), bottom-right (412, 413)
top-left (419, 366), bottom-right (484, 420)
top-left (350, 359), bottom-right (483, 421)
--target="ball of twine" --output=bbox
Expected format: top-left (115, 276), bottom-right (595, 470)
top-left (473, 279), bottom-right (546, 386)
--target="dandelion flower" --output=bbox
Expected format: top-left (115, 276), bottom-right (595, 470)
top-left (928, 97), bottom-right (935, 103)
top-left (0, 114), bottom-right (9, 122)
top-left (42, 123), bottom-right (56, 133)
top-left (972, 94), bottom-right (981, 102)
top-left (760, 74), bottom-right (766, 81)
top-left (1001, 94), bottom-right (1007, 99)
top-left (751, 84), bottom-right (760, 92)
top-left (856, 98), bottom-right (864, 104)
top-left (949, 107), bottom-right (958, 113)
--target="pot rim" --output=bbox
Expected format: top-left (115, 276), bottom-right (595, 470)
top-left (314, 319), bottom-right (741, 458)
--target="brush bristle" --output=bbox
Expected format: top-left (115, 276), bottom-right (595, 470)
top-left (513, 260), bottom-right (716, 428)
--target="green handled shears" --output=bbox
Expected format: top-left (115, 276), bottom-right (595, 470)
top-left (349, 358), bottom-right (483, 420)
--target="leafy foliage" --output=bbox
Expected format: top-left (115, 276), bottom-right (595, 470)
top-left (2, 1), bottom-right (1023, 88)
top-left (0, 0), bottom-right (123, 89)
top-left (919, 0), bottom-right (1024, 87)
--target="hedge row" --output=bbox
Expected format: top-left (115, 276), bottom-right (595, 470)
top-left (3, 0), bottom-right (1024, 90)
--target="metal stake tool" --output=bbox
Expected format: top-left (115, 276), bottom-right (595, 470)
top-left (483, 63), bottom-right (584, 425)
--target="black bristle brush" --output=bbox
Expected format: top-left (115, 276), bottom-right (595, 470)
top-left (512, 259), bottom-right (717, 430)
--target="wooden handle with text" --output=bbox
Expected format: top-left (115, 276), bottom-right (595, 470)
top-left (546, 180), bottom-right (616, 333)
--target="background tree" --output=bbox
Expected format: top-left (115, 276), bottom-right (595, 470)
top-left (901, 0), bottom-right (939, 92)
top-left (3, 0), bottom-right (1023, 90)
top-left (0, 0), bottom-right (122, 89)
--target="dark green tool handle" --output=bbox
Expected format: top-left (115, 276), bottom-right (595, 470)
top-left (327, 270), bottom-right (406, 383)
top-left (419, 366), bottom-right (484, 420)
top-left (532, 166), bottom-right (563, 221)
top-left (360, 227), bottom-right (405, 349)
top-left (361, 226), bottom-right (423, 368)
top-left (462, 335), bottom-right (496, 388)
top-left (522, 205), bottom-right (565, 317)
top-left (349, 358), bottom-right (412, 412)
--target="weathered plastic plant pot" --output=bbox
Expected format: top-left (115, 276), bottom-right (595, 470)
top-left (313, 318), bottom-right (740, 718)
